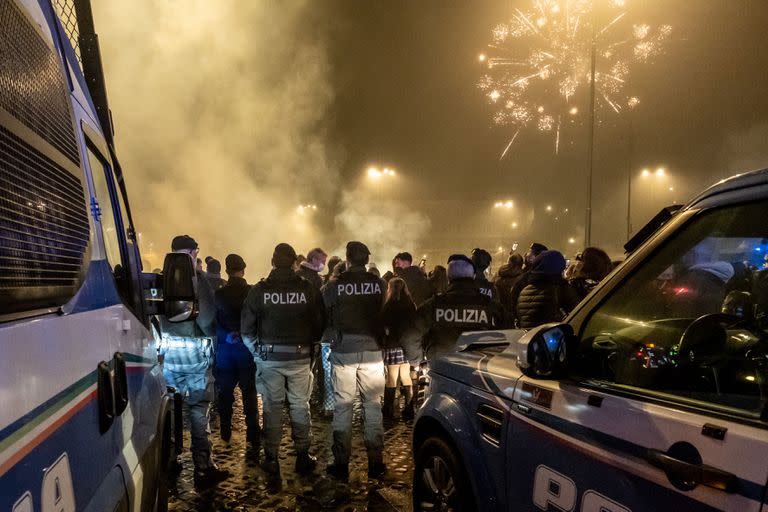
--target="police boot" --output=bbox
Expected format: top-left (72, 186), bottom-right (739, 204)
top-left (402, 385), bottom-right (415, 420)
top-left (262, 453), bottom-right (280, 476)
top-left (194, 464), bottom-right (230, 490)
top-left (382, 387), bottom-right (396, 420)
top-left (295, 452), bottom-right (317, 475)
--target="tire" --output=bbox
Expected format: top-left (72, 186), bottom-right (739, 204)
top-left (413, 436), bottom-right (476, 512)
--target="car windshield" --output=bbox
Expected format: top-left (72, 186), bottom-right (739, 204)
top-left (579, 200), bottom-right (768, 415)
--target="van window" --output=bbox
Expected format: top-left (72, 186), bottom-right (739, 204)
top-left (579, 201), bottom-right (768, 416)
top-left (86, 145), bottom-right (130, 301)
top-left (0, 126), bottom-right (90, 315)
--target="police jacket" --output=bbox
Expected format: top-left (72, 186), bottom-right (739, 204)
top-left (403, 278), bottom-right (505, 365)
top-left (214, 276), bottom-right (251, 344)
top-left (159, 269), bottom-right (216, 339)
top-left (241, 268), bottom-right (325, 361)
top-left (395, 265), bottom-right (433, 306)
top-left (321, 264), bottom-right (386, 353)
top-left (516, 274), bottom-right (579, 329)
top-left (474, 275), bottom-right (499, 303)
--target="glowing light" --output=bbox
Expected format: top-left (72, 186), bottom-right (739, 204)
top-left (505, 200), bottom-right (514, 208)
top-left (367, 166), bottom-right (382, 178)
top-left (641, 168), bottom-right (650, 177)
top-left (568, 238), bottom-right (576, 244)
top-left (655, 167), bottom-right (666, 177)
top-left (478, 0), bottom-right (671, 157)
top-left (546, 205), bottom-right (553, 212)
top-left (498, 246), bottom-right (504, 252)
top-left (494, 200), bottom-right (514, 209)
top-left (745, 375), bottom-right (756, 382)
top-left (512, 221), bottom-right (518, 228)
top-left (669, 187), bottom-right (674, 191)
top-left (478, 53), bottom-right (487, 62)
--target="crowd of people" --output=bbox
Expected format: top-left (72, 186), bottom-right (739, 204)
top-left (159, 234), bottom-right (615, 490)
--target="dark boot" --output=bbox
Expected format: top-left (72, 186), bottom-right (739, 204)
top-left (382, 387), bottom-right (396, 419)
top-left (295, 452), bottom-right (317, 475)
top-left (220, 422), bottom-right (232, 444)
top-left (402, 385), bottom-right (415, 420)
top-left (194, 465), bottom-right (230, 490)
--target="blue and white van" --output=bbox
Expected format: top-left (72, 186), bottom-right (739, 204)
top-left (413, 170), bottom-right (768, 511)
top-left (1, 1), bottom-right (180, 510)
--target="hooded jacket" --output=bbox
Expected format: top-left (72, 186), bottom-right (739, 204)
top-left (493, 263), bottom-right (524, 314)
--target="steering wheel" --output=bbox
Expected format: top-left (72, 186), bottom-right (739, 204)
top-left (675, 313), bottom-right (742, 363)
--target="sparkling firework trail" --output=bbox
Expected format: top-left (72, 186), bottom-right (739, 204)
top-left (478, 0), bottom-right (671, 158)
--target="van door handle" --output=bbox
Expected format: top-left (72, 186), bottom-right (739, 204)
top-left (646, 448), bottom-right (739, 493)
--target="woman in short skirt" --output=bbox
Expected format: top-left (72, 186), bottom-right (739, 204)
top-left (382, 278), bottom-right (417, 419)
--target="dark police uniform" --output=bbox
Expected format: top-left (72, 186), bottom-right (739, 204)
top-left (322, 263), bottom-right (387, 474)
top-left (475, 275), bottom-right (499, 302)
top-left (241, 267), bottom-right (324, 470)
top-left (214, 275), bottom-right (259, 446)
top-left (403, 277), bottom-right (506, 364)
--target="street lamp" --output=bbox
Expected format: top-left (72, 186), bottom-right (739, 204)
top-left (494, 200), bottom-right (514, 209)
top-left (627, 166), bottom-right (670, 239)
top-left (367, 165), bottom-right (396, 180)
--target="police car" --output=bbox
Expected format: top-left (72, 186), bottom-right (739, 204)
top-left (413, 170), bottom-right (768, 511)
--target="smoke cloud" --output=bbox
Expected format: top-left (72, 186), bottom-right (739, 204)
top-left (94, 1), bottom-right (338, 275)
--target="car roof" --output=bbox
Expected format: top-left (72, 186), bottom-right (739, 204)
top-left (688, 168), bottom-right (768, 208)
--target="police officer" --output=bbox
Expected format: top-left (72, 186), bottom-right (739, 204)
top-left (471, 248), bottom-right (499, 302)
top-left (241, 243), bottom-right (325, 478)
top-left (323, 241), bottom-right (387, 480)
top-left (214, 254), bottom-right (260, 452)
top-left (159, 235), bottom-right (229, 489)
top-left (403, 254), bottom-right (506, 367)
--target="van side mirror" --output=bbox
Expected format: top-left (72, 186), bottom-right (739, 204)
top-left (516, 323), bottom-right (574, 378)
top-left (162, 253), bottom-right (197, 323)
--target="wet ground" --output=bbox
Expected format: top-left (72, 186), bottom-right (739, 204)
top-left (168, 390), bottom-right (414, 511)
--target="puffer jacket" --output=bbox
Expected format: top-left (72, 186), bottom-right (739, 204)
top-left (516, 274), bottom-right (579, 329)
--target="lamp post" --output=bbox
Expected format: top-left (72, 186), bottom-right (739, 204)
top-left (584, 10), bottom-right (598, 247)
top-left (628, 166), bottom-right (669, 237)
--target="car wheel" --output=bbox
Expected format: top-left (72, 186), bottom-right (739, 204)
top-left (413, 436), bottom-right (475, 512)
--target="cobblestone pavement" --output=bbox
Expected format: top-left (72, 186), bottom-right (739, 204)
top-left (168, 390), bottom-right (414, 511)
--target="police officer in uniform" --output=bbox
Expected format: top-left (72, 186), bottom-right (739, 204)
top-left (241, 244), bottom-right (325, 477)
top-left (471, 248), bottom-right (499, 302)
top-left (323, 241), bottom-right (387, 480)
top-left (404, 254), bottom-right (506, 366)
top-left (214, 254), bottom-right (260, 451)
top-left (159, 235), bottom-right (229, 489)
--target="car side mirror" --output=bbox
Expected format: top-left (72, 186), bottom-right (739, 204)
top-left (516, 323), bottom-right (574, 379)
top-left (162, 253), bottom-right (197, 323)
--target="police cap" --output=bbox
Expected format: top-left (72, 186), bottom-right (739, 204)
top-left (225, 253), bottom-right (246, 272)
top-left (346, 241), bottom-right (371, 262)
top-left (447, 254), bottom-right (475, 270)
top-left (171, 235), bottom-right (198, 252)
top-left (273, 243), bottom-right (297, 268)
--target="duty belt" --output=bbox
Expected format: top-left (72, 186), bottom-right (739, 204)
top-left (260, 344), bottom-right (311, 354)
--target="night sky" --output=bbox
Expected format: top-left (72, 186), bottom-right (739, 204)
top-left (322, 0), bottom-right (768, 260)
top-left (96, 1), bottom-right (768, 271)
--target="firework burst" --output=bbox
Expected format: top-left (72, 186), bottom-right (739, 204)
top-left (478, 0), bottom-right (671, 158)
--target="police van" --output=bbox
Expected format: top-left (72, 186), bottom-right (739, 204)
top-left (413, 170), bottom-right (768, 511)
top-left (0, 1), bottom-right (196, 510)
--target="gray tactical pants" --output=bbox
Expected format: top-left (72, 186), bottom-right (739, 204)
top-left (257, 359), bottom-right (313, 458)
top-left (164, 369), bottom-right (214, 470)
top-left (331, 351), bottom-right (385, 465)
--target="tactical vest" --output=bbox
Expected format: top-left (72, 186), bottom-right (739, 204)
top-left (425, 290), bottom-right (497, 360)
top-left (256, 274), bottom-right (316, 346)
top-left (331, 270), bottom-right (384, 341)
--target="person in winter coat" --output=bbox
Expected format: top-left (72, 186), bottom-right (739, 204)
top-left (381, 278), bottom-right (417, 420)
top-left (393, 252), bottom-right (433, 306)
top-left (428, 265), bottom-right (448, 295)
top-left (493, 253), bottom-right (525, 315)
top-left (205, 258), bottom-right (226, 291)
top-left (297, 247), bottom-right (327, 290)
top-left (515, 250), bottom-right (580, 329)
top-left (568, 247), bottom-right (613, 300)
